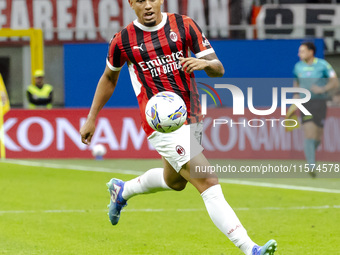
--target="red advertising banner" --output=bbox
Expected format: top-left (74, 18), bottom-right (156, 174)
top-left (2, 108), bottom-right (340, 160)
top-left (0, 0), bottom-right (230, 43)
top-left (3, 109), bottom-right (158, 159)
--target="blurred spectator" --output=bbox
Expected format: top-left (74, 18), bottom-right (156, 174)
top-left (26, 70), bottom-right (53, 109)
top-left (230, 0), bottom-right (245, 38)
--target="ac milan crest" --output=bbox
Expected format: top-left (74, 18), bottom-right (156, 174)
top-left (176, 145), bottom-right (185, 156)
top-left (170, 31), bottom-right (178, 42)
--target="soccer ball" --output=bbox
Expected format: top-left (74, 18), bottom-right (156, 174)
top-left (91, 144), bottom-right (107, 159)
top-left (145, 91), bottom-right (187, 133)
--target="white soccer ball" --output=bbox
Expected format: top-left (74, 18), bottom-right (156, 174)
top-left (91, 144), bottom-right (107, 157)
top-left (145, 91), bottom-right (187, 133)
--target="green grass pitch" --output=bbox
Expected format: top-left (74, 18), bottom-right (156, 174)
top-left (0, 159), bottom-right (339, 254)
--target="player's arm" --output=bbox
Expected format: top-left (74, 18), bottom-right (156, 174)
top-left (311, 76), bottom-right (339, 94)
top-left (311, 62), bottom-right (339, 94)
top-left (181, 17), bottom-right (224, 77)
top-left (323, 75), bottom-right (339, 93)
top-left (179, 53), bottom-right (225, 77)
top-left (80, 66), bottom-right (120, 145)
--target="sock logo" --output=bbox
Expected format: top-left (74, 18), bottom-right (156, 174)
top-left (227, 224), bottom-right (241, 235)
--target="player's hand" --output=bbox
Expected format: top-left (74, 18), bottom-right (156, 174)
top-left (179, 57), bottom-right (208, 74)
top-left (311, 85), bottom-right (325, 94)
top-left (80, 118), bottom-right (96, 145)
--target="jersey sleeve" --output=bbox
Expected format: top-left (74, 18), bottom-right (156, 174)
top-left (323, 60), bottom-right (337, 78)
top-left (293, 63), bottom-right (299, 81)
top-left (184, 17), bottom-right (215, 58)
top-left (106, 33), bottom-right (128, 71)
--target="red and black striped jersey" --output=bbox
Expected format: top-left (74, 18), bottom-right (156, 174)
top-left (107, 12), bottom-right (215, 136)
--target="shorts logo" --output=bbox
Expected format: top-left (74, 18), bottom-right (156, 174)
top-left (176, 145), bottom-right (185, 156)
top-left (170, 31), bottom-right (178, 42)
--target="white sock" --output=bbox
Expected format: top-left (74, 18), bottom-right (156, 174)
top-left (201, 184), bottom-right (256, 255)
top-left (122, 168), bottom-right (171, 200)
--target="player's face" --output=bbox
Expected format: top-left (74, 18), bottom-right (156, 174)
top-left (298, 45), bottom-right (314, 62)
top-left (35, 76), bottom-right (44, 88)
top-left (129, 0), bottom-right (164, 27)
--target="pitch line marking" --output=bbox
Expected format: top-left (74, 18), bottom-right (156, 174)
top-left (2, 159), bottom-right (144, 175)
top-left (2, 159), bottom-right (340, 194)
top-left (218, 179), bottom-right (340, 194)
top-left (0, 205), bottom-right (339, 215)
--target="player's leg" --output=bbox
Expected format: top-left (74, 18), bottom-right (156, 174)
top-left (303, 121), bottom-right (318, 177)
top-left (107, 166), bottom-right (176, 225)
top-left (125, 123), bottom-right (199, 195)
top-left (303, 121), bottom-right (318, 161)
top-left (307, 125), bottom-right (324, 178)
top-left (315, 126), bottom-right (323, 148)
top-left (314, 100), bottom-right (327, 150)
top-left (107, 123), bottom-right (193, 219)
top-left (302, 99), bottom-right (327, 177)
top-left (177, 153), bottom-right (277, 255)
top-left (107, 126), bottom-right (193, 225)
top-left (162, 157), bottom-right (188, 191)
top-left (119, 157), bottom-right (187, 201)
top-left (121, 166), bottom-right (173, 200)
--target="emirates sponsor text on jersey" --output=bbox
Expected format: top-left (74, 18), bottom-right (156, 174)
top-left (138, 50), bottom-right (184, 78)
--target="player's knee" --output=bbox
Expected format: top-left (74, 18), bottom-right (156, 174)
top-left (305, 134), bottom-right (317, 140)
top-left (168, 180), bottom-right (187, 191)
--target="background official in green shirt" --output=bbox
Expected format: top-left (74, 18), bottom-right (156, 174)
top-left (293, 42), bottom-right (339, 177)
top-left (26, 70), bottom-right (53, 109)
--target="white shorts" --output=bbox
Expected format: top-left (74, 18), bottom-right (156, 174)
top-left (148, 122), bottom-right (204, 172)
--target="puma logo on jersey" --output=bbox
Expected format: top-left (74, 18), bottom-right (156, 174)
top-left (110, 183), bottom-right (121, 203)
top-left (133, 43), bottom-right (144, 51)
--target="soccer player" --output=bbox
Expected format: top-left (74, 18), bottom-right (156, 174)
top-left (293, 42), bottom-right (339, 177)
top-left (80, 0), bottom-right (277, 254)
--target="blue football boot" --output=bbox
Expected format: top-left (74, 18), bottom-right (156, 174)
top-left (252, 240), bottom-right (277, 255)
top-left (106, 178), bottom-right (127, 225)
